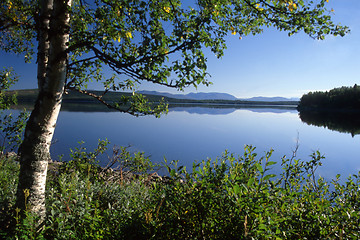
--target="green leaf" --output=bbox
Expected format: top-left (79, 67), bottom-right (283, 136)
top-left (247, 177), bottom-right (255, 187)
top-left (255, 163), bottom-right (263, 174)
top-left (233, 184), bottom-right (241, 195)
top-left (263, 174), bottom-right (276, 181)
top-left (266, 161), bottom-right (277, 167)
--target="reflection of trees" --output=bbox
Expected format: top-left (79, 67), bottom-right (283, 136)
top-left (299, 110), bottom-right (360, 137)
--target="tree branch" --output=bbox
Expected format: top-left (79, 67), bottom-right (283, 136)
top-left (67, 87), bottom-right (131, 113)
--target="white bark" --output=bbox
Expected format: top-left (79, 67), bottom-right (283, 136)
top-left (17, 0), bottom-right (72, 220)
top-left (37, 0), bottom-right (53, 89)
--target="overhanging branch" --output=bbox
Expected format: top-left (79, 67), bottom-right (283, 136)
top-left (67, 87), bottom-right (132, 113)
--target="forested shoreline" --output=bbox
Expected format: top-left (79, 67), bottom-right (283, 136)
top-left (298, 85), bottom-right (360, 111)
top-left (7, 89), bottom-right (299, 110)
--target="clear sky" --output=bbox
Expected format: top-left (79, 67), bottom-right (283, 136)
top-left (1, 0), bottom-right (359, 98)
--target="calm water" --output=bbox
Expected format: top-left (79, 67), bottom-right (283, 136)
top-left (47, 106), bottom-right (360, 181)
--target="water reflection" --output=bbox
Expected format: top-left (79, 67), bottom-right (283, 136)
top-left (170, 106), bottom-right (296, 115)
top-left (8, 104), bottom-right (360, 181)
top-left (298, 110), bottom-right (360, 137)
top-left (14, 102), bottom-right (297, 115)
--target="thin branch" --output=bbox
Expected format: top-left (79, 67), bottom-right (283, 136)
top-left (67, 56), bottom-right (98, 67)
top-left (64, 39), bottom-right (92, 52)
top-left (243, 0), bottom-right (302, 27)
top-left (67, 87), bottom-right (131, 113)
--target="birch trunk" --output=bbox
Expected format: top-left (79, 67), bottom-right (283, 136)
top-left (16, 0), bottom-right (72, 220)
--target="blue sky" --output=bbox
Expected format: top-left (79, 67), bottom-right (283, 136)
top-left (1, 0), bottom-right (359, 98)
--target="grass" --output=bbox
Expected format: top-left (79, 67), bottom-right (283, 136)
top-left (0, 141), bottom-right (360, 239)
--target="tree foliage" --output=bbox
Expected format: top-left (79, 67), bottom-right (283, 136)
top-left (298, 85), bottom-right (360, 110)
top-left (1, 0), bottom-right (349, 115)
top-left (0, 68), bottom-right (28, 154)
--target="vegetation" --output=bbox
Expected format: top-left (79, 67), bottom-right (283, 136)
top-left (1, 0), bottom-right (349, 220)
top-left (297, 85), bottom-right (360, 136)
top-left (1, 140), bottom-right (360, 239)
top-left (298, 85), bottom-right (360, 111)
top-left (0, 68), bottom-right (28, 155)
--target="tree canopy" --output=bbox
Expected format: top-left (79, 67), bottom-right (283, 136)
top-left (1, 0), bottom-right (349, 114)
top-left (298, 85), bottom-right (360, 111)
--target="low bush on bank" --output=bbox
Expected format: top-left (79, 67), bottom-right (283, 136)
top-left (1, 141), bottom-right (360, 239)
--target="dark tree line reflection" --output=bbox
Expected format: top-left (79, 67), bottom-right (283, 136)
top-left (299, 110), bottom-right (360, 137)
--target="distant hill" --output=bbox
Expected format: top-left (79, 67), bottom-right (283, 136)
top-left (243, 96), bottom-right (300, 102)
top-left (138, 91), bottom-right (298, 102)
top-left (137, 91), bottom-right (238, 100)
top-left (7, 89), bottom-right (299, 111)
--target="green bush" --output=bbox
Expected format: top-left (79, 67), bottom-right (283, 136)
top-left (1, 142), bottom-right (360, 239)
top-left (0, 155), bottom-right (19, 237)
top-left (0, 67), bottom-right (29, 238)
top-left (146, 146), bottom-right (360, 239)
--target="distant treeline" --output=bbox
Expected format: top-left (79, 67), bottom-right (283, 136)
top-left (298, 85), bottom-right (360, 111)
top-left (7, 89), bottom-right (299, 110)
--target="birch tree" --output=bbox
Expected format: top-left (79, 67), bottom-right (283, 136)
top-left (0, 0), bottom-right (348, 220)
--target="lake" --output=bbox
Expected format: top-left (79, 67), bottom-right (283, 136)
top-left (42, 105), bottom-right (360, 181)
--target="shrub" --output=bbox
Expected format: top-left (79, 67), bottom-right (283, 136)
top-left (149, 146), bottom-right (360, 239)
top-left (2, 142), bottom-right (360, 239)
